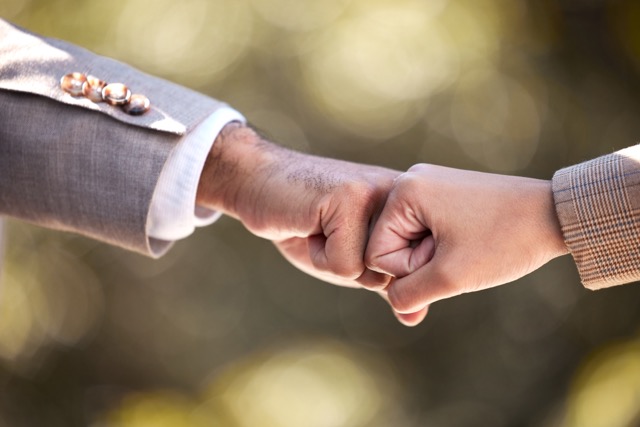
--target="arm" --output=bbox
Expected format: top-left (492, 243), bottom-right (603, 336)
top-left (0, 19), bottom-right (236, 255)
top-left (0, 18), bottom-right (392, 278)
top-left (364, 164), bottom-right (568, 314)
top-left (196, 123), bottom-right (428, 325)
top-left (0, 20), bottom-right (426, 324)
top-left (366, 145), bottom-right (640, 320)
top-left (195, 123), bottom-right (395, 288)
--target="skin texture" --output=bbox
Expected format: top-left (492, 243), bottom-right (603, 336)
top-left (196, 123), bottom-right (427, 326)
top-left (365, 164), bottom-right (569, 320)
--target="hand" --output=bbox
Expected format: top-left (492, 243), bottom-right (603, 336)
top-left (196, 123), bottom-right (428, 325)
top-left (365, 164), bottom-right (569, 319)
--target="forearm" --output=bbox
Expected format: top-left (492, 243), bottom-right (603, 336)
top-left (365, 164), bottom-right (569, 313)
top-left (196, 122), bottom-right (385, 239)
top-left (196, 122), bottom-right (400, 290)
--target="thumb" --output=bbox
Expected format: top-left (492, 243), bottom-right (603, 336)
top-left (386, 259), bottom-right (457, 314)
top-left (376, 291), bottom-right (429, 327)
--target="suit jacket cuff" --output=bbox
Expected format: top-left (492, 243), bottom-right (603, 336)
top-left (552, 145), bottom-right (640, 289)
top-left (0, 20), bottom-right (238, 257)
top-left (146, 108), bottom-right (246, 253)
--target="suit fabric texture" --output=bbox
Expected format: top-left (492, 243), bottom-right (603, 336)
top-left (552, 146), bottom-right (640, 290)
top-left (0, 20), bottom-right (230, 256)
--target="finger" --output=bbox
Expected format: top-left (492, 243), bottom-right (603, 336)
top-left (376, 291), bottom-right (429, 326)
top-left (276, 238), bottom-right (374, 288)
top-left (276, 237), bottom-right (358, 288)
top-left (309, 208), bottom-right (372, 281)
top-left (319, 230), bottom-right (392, 290)
top-left (367, 235), bottom-right (436, 278)
top-left (307, 233), bottom-right (330, 269)
top-left (354, 267), bottom-right (392, 289)
top-left (387, 260), bottom-right (457, 314)
top-left (365, 193), bottom-right (432, 278)
top-left (394, 306), bottom-right (429, 327)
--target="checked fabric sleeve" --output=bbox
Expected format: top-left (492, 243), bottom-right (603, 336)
top-left (552, 145), bottom-right (640, 290)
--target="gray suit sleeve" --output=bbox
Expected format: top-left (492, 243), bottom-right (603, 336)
top-left (0, 19), bottom-right (231, 256)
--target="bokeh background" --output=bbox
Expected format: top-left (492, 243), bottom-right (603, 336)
top-left (2, 0), bottom-right (640, 426)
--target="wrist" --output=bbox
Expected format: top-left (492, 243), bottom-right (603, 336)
top-left (530, 179), bottom-right (569, 259)
top-left (196, 123), bottom-right (274, 219)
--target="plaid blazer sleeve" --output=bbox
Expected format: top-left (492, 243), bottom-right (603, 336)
top-left (552, 145), bottom-right (640, 290)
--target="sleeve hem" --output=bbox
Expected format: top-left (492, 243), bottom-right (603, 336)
top-left (146, 107), bottom-right (246, 243)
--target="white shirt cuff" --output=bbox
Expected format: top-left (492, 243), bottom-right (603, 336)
top-left (146, 107), bottom-right (246, 242)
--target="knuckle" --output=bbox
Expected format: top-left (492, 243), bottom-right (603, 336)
top-left (406, 163), bottom-right (426, 174)
top-left (391, 173), bottom-right (412, 189)
top-left (391, 173), bottom-right (421, 198)
top-left (406, 163), bottom-right (430, 176)
top-left (342, 180), bottom-right (381, 205)
top-left (364, 253), bottom-right (380, 271)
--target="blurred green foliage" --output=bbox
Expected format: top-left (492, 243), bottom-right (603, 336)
top-left (1, 0), bottom-right (640, 426)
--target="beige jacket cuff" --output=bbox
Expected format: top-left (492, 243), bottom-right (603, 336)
top-left (552, 145), bottom-right (640, 290)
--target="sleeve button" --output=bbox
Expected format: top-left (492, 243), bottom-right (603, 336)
top-left (60, 72), bottom-right (87, 96)
top-left (122, 94), bottom-right (151, 116)
top-left (82, 75), bottom-right (107, 102)
top-left (102, 83), bottom-right (132, 106)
